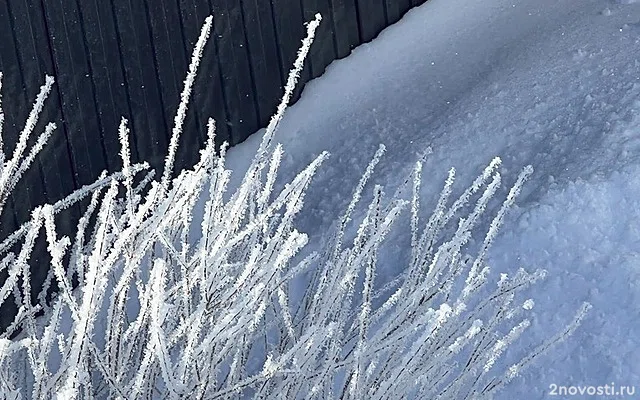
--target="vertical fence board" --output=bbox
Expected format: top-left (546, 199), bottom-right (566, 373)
top-left (210, 0), bottom-right (259, 145)
top-left (147, 0), bottom-right (204, 170)
top-left (356, 0), bottom-right (387, 43)
top-left (269, 0), bottom-right (310, 105)
top-left (0, 2), bottom-right (27, 158)
top-left (239, 0), bottom-right (282, 127)
top-left (11, 2), bottom-right (81, 275)
top-left (2, 0), bottom-right (55, 239)
top-left (76, 0), bottom-right (134, 172)
top-left (15, 1), bottom-right (78, 207)
top-left (331, 0), bottom-right (360, 59)
top-left (43, 0), bottom-right (108, 186)
top-left (398, 0), bottom-right (413, 16)
top-left (161, 0), bottom-right (208, 170)
top-left (180, 0), bottom-right (232, 147)
top-left (0, 2), bottom-right (53, 308)
top-left (94, 0), bottom-right (142, 165)
top-left (0, 2), bottom-right (27, 243)
top-left (111, 0), bottom-right (169, 172)
top-left (0, 0), bottom-right (20, 236)
top-left (302, 0), bottom-right (337, 79)
top-left (0, 2), bottom-right (30, 243)
top-left (148, 0), bottom-right (187, 132)
top-left (384, 0), bottom-right (403, 25)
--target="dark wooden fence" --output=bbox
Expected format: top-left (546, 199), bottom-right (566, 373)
top-left (0, 0), bottom-right (422, 328)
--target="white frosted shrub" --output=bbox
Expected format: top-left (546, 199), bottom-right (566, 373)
top-left (0, 13), bottom-right (590, 400)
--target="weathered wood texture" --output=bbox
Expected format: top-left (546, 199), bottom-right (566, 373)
top-left (0, 0), bottom-right (422, 327)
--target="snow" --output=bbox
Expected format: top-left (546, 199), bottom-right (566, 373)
top-left (222, 0), bottom-right (640, 397)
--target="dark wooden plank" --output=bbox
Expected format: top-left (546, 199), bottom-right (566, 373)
top-left (384, 0), bottom-right (403, 25)
top-left (0, 1), bottom-right (27, 157)
top-left (2, 0), bottom-right (59, 228)
top-left (0, 198), bottom-right (19, 244)
top-left (2, 3), bottom-right (82, 301)
top-left (145, 0), bottom-right (205, 172)
top-left (15, 1), bottom-right (79, 206)
top-left (111, 0), bottom-right (170, 172)
top-left (43, 0), bottom-right (108, 186)
top-left (330, 0), bottom-right (360, 59)
top-left (179, 0), bottom-right (232, 147)
top-left (209, 0), bottom-right (259, 145)
top-left (0, 200), bottom-right (17, 264)
top-left (147, 0), bottom-right (187, 133)
top-left (268, 0), bottom-right (310, 106)
top-left (0, 2), bottom-right (70, 318)
top-left (0, 1), bottom-right (29, 237)
top-left (23, 2), bottom-right (83, 247)
top-left (14, 2), bottom-right (84, 307)
top-left (239, 0), bottom-right (282, 126)
top-left (301, 0), bottom-right (337, 79)
top-left (152, 0), bottom-right (207, 172)
top-left (398, 0), bottom-right (413, 16)
top-left (356, 0), bottom-right (387, 43)
top-left (26, 224), bottom-right (49, 303)
top-left (76, 0), bottom-right (138, 172)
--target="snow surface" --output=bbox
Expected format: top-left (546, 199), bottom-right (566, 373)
top-left (221, 0), bottom-right (640, 397)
